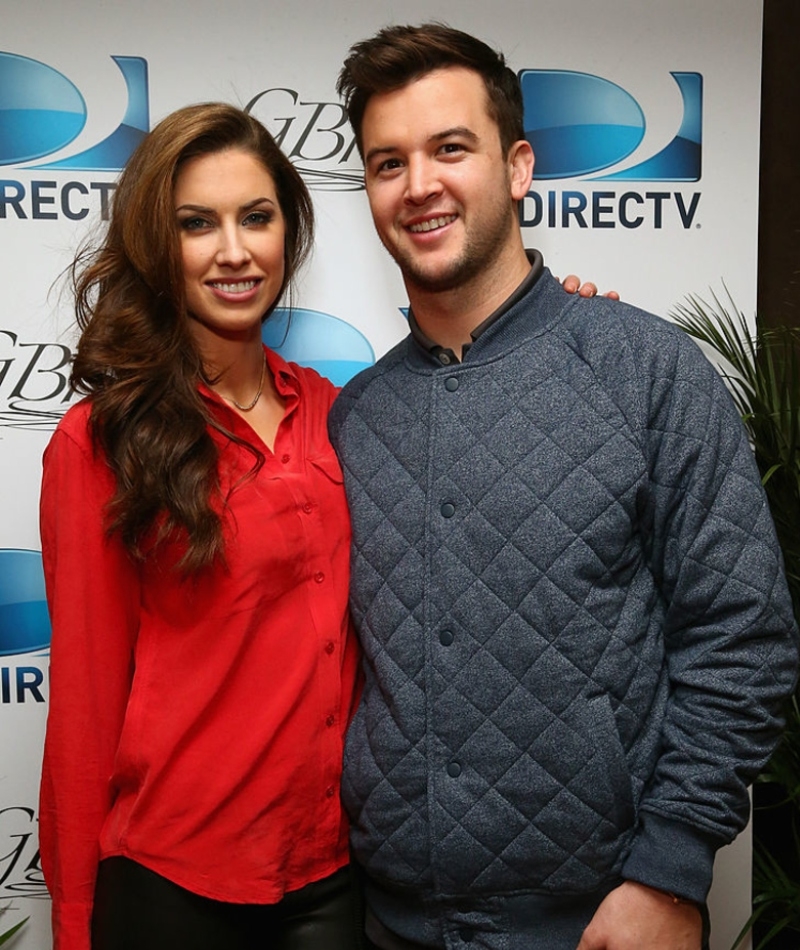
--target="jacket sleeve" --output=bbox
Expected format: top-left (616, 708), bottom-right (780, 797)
top-left (39, 418), bottom-right (140, 950)
top-left (620, 323), bottom-right (799, 902)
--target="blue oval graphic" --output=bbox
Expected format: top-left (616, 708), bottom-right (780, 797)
top-left (520, 70), bottom-right (644, 179)
top-left (263, 308), bottom-right (375, 387)
top-left (0, 52), bottom-right (86, 164)
top-left (0, 550), bottom-right (51, 656)
top-left (38, 55), bottom-right (149, 172)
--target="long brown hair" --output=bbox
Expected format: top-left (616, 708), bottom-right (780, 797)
top-left (337, 23), bottom-right (525, 158)
top-left (71, 103), bottom-right (314, 571)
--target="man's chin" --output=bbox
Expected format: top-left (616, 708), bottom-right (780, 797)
top-left (395, 256), bottom-right (471, 295)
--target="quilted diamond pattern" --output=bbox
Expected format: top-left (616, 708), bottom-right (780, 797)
top-left (329, 272), bottom-right (798, 908)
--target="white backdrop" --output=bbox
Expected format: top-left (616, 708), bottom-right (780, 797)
top-left (0, 1), bottom-right (762, 946)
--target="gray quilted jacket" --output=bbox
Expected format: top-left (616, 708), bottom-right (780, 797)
top-left (328, 262), bottom-right (798, 935)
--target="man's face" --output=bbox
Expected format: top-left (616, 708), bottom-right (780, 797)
top-left (361, 66), bottom-right (532, 295)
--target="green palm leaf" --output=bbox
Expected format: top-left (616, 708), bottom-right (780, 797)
top-left (0, 918), bottom-right (28, 947)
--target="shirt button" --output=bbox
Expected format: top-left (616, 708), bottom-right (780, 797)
top-left (325, 641), bottom-right (335, 655)
top-left (439, 630), bottom-right (454, 646)
top-left (281, 454), bottom-right (291, 464)
top-left (325, 786), bottom-right (335, 798)
top-left (314, 571), bottom-right (325, 583)
top-left (447, 761), bottom-right (462, 778)
top-left (445, 377), bottom-right (459, 392)
top-left (441, 503), bottom-right (455, 518)
top-left (439, 353), bottom-right (452, 365)
top-left (302, 502), bottom-right (313, 514)
top-left (326, 714), bottom-right (335, 727)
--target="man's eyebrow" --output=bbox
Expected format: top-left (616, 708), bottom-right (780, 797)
top-left (364, 145), bottom-right (397, 166)
top-left (430, 126), bottom-right (479, 144)
top-left (365, 126), bottom-right (479, 166)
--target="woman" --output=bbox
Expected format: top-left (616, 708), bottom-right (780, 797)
top-left (39, 104), bottom-right (361, 950)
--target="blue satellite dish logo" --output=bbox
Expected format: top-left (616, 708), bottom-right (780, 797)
top-left (520, 69), bottom-right (702, 182)
top-left (0, 52), bottom-right (149, 170)
top-left (263, 308), bottom-right (375, 386)
top-left (0, 550), bottom-right (51, 657)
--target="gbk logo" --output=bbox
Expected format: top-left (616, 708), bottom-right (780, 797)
top-left (263, 309), bottom-right (374, 386)
top-left (246, 88), bottom-right (362, 191)
top-left (0, 550), bottom-right (50, 657)
top-left (0, 52), bottom-right (149, 171)
top-left (520, 69), bottom-right (702, 182)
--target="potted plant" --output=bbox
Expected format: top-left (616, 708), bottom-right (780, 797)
top-left (672, 291), bottom-right (800, 949)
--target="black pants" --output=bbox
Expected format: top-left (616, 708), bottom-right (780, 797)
top-left (92, 858), bottom-right (364, 950)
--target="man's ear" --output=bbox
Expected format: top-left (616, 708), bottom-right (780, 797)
top-left (508, 139), bottom-right (534, 201)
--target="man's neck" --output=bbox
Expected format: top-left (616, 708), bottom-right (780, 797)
top-left (408, 244), bottom-right (533, 359)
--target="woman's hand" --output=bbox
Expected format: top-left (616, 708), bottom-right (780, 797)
top-left (560, 274), bottom-right (620, 300)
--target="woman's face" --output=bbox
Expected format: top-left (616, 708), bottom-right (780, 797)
top-left (174, 147), bottom-right (286, 349)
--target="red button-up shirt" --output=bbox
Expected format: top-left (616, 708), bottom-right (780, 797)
top-left (39, 349), bottom-right (360, 950)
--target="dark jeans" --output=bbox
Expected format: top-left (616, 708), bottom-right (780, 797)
top-left (92, 857), bottom-right (364, 950)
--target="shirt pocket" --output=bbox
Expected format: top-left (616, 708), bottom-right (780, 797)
top-left (308, 448), bottom-right (345, 486)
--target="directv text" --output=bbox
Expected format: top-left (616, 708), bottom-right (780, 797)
top-left (0, 179), bottom-right (117, 221)
top-left (521, 189), bottom-right (701, 229)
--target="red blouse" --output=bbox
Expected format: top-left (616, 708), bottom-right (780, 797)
top-left (39, 349), bottom-right (360, 950)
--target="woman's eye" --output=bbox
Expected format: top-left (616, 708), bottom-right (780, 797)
top-left (179, 216), bottom-right (210, 231)
top-left (243, 211), bottom-right (273, 226)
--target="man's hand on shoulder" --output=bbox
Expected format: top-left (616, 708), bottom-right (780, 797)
top-left (577, 881), bottom-right (702, 950)
top-left (560, 274), bottom-right (621, 300)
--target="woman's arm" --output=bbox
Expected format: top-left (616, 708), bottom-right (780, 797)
top-left (39, 413), bottom-right (141, 950)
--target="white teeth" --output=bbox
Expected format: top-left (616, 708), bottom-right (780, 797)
top-left (409, 215), bottom-right (456, 233)
top-left (212, 280), bottom-right (257, 293)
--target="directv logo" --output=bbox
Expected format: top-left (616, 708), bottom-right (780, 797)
top-left (263, 309), bottom-right (374, 387)
top-left (519, 69), bottom-right (702, 230)
top-left (0, 550), bottom-right (49, 704)
top-left (0, 51), bottom-right (149, 222)
top-left (0, 52), bottom-right (148, 169)
top-left (0, 550), bottom-right (50, 657)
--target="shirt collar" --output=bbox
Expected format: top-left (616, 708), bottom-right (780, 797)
top-left (198, 344), bottom-right (300, 412)
top-left (408, 249), bottom-right (544, 364)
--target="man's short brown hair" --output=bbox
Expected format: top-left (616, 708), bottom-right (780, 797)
top-left (337, 23), bottom-right (525, 159)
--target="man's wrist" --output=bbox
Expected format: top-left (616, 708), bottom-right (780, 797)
top-left (636, 881), bottom-right (702, 911)
top-left (621, 812), bottom-right (719, 904)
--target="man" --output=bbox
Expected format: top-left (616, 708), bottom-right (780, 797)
top-left (328, 23), bottom-right (799, 950)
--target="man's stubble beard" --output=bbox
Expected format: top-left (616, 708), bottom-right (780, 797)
top-left (378, 192), bottom-right (518, 296)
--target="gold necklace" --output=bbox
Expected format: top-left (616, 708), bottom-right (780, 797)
top-left (229, 352), bottom-right (266, 412)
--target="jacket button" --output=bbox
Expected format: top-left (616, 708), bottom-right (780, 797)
top-left (441, 503), bottom-right (455, 518)
top-left (439, 630), bottom-right (454, 646)
top-left (447, 761), bottom-right (462, 778)
top-left (445, 377), bottom-right (459, 392)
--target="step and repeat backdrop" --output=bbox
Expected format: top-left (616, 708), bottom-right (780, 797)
top-left (0, 1), bottom-right (762, 946)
